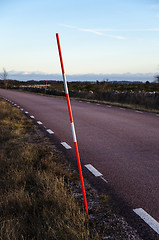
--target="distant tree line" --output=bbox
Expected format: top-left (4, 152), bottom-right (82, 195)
top-left (1, 76), bottom-right (159, 110)
top-left (20, 81), bottom-right (159, 110)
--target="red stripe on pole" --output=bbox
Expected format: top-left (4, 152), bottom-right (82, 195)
top-left (56, 33), bottom-right (89, 215)
top-left (56, 33), bottom-right (65, 74)
top-left (66, 93), bottom-right (73, 123)
top-left (74, 142), bottom-right (88, 214)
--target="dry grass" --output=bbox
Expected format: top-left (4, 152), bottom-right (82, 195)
top-left (0, 99), bottom-right (99, 240)
top-left (71, 97), bottom-right (159, 114)
top-left (0, 98), bottom-right (143, 240)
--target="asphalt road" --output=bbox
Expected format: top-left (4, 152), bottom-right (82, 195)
top-left (0, 89), bottom-right (159, 237)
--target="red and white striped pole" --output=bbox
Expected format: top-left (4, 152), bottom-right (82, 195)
top-left (56, 33), bottom-right (88, 215)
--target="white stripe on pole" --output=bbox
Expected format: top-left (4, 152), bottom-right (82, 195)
top-left (56, 33), bottom-right (89, 215)
top-left (71, 122), bottom-right (77, 143)
top-left (62, 73), bottom-right (69, 94)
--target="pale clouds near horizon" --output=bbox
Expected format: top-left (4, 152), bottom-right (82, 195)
top-left (5, 71), bottom-right (156, 82)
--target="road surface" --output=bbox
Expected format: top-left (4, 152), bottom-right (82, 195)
top-left (0, 89), bottom-right (159, 238)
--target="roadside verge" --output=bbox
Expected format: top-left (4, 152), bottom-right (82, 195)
top-left (0, 97), bottom-right (142, 240)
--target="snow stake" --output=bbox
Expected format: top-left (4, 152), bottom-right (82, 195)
top-left (56, 33), bottom-right (88, 215)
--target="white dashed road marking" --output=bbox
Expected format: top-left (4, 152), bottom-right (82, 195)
top-left (100, 176), bottom-right (108, 183)
top-left (25, 111), bottom-right (28, 114)
top-left (46, 129), bottom-right (54, 134)
top-left (133, 208), bottom-right (159, 234)
top-left (30, 115), bottom-right (35, 119)
top-left (85, 164), bottom-right (108, 183)
top-left (107, 105), bottom-right (112, 108)
top-left (85, 164), bottom-right (102, 177)
top-left (61, 142), bottom-right (72, 149)
top-left (37, 121), bottom-right (43, 125)
top-left (135, 111), bottom-right (143, 113)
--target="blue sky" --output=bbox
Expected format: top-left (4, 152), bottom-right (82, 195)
top-left (1, 0), bottom-right (159, 81)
